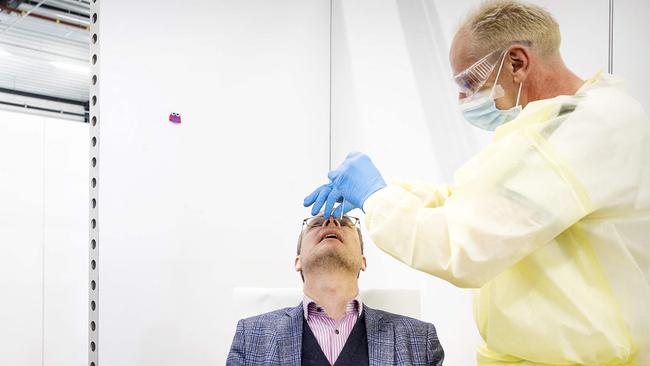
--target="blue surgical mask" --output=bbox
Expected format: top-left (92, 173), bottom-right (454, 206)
top-left (459, 53), bottom-right (523, 131)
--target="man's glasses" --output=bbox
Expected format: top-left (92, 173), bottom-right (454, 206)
top-left (302, 216), bottom-right (360, 231)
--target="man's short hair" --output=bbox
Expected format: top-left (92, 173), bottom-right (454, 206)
top-left (461, 0), bottom-right (561, 59)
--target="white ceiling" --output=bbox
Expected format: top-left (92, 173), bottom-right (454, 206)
top-left (0, 0), bottom-right (90, 104)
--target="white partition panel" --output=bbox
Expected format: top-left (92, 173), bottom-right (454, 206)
top-left (43, 119), bottom-right (89, 366)
top-left (97, 1), bottom-right (330, 364)
top-left (614, 0), bottom-right (650, 112)
top-left (331, 1), bottom-right (609, 365)
top-left (0, 110), bottom-right (88, 366)
top-left (0, 111), bottom-right (44, 366)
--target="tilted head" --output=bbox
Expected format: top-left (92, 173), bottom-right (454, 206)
top-left (295, 215), bottom-right (366, 282)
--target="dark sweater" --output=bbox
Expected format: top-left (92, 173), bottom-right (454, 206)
top-left (301, 313), bottom-right (369, 366)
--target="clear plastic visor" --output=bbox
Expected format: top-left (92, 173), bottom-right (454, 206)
top-left (453, 49), bottom-right (505, 97)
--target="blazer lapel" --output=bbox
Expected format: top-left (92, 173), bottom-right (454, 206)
top-left (275, 304), bottom-right (303, 366)
top-left (364, 306), bottom-right (394, 366)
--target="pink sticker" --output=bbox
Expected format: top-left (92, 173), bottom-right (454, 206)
top-left (169, 112), bottom-right (182, 124)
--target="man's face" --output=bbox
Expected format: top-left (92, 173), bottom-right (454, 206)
top-left (295, 216), bottom-right (366, 278)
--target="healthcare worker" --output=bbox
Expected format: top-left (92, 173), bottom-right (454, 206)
top-left (304, 1), bottom-right (650, 365)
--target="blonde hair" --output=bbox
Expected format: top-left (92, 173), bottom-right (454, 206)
top-left (461, 0), bottom-right (561, 59)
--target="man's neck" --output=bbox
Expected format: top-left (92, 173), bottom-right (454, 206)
top-left (303, 270), bottom-right (359, 321)
top-left (527, 58), bottom-right (584, 105)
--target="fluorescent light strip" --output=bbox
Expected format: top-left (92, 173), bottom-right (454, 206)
top-left (50, 61), bottom-right (91, 75)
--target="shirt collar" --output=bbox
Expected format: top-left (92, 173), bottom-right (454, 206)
top-left (302, 293), bottom-right (363, 320)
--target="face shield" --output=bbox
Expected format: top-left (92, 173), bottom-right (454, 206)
top-left (453, 48), bottom-right (505, 99)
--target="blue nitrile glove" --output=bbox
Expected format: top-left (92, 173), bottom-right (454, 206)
top-left (303, 152), bottom-right (386, 218)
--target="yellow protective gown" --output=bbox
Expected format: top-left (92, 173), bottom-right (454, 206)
top-left (364, 72), bottom-right (650, 366)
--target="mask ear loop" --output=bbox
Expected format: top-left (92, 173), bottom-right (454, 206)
top-left (492, 49), bottom-right (524, 108)
top-left (490, 50), bottom-right (508, 98)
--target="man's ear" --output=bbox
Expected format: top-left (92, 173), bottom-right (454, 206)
top-left (360, 256), bottom-right (367, 272)
top-left (508, 46), bottom-right (530, 84)
top-left (294, 256), bottom-right (302, 272)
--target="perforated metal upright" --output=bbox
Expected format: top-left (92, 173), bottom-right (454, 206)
top-left (88, 0), bottom-right (100, 365)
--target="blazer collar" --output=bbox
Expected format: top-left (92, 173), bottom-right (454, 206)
top-left (275, 304), bottom-right (303, 366)
top-left (364, 305), bottom-right (394, 366)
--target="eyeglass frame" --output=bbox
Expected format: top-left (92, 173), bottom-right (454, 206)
top-left (301, 215), bottom-right (361, 231)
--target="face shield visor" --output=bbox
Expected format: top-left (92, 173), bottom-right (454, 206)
top-left (453, 48), bottom-right (505, 98)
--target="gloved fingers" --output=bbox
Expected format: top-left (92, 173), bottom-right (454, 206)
top-left (332, 200), bottom-right (351, 218)
top-left (303, 184), bottom-right (328, 207)
top-left (323, 187), bottom-right (342, 219)
top-left (331, 202), bottom-right (343, 218)
top-left (310, 185), bottom-right (332, 216)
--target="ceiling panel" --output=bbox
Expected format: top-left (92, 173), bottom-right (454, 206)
top-left (0, 0), bottom-right (90, 104)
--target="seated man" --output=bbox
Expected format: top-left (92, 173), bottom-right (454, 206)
top-left (227, 215), bottom-right (445, 366)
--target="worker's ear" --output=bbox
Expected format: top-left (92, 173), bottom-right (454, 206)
top-left (360, 256), bottom-right (367, 272)
top-left (507, 46), bottom-right (530, 84)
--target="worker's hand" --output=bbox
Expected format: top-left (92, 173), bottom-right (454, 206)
top-left (304, 152), bottom-right (386, 218)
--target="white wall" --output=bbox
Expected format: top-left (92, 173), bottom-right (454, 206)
top-left (96, 0), bottom-right (330, 364)
top-left (91, 1), bottom-right (649, 366)
top-left (0, 110), bottom-right (43, 366)
top-left (614, 0), bottom-right (650, 112)
top-left (0, 109), bottom-right (88, 366)
top-left (42, 118), bottom-right (91, 366)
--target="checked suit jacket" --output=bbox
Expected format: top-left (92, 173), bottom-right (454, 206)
top-left (226, 303), bottom-right (444, 366)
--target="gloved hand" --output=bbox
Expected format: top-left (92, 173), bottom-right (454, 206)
top-left (304, 152), bottom-right (386, 218)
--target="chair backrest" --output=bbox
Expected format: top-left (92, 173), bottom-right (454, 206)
top-left (231, 287), bottom-right (421, 321)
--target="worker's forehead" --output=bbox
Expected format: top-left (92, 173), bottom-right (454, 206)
top-left (449, 28), bottom-right (476, 74)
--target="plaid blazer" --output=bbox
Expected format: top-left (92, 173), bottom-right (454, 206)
top-left (226, 303), bottom-right (444, 366)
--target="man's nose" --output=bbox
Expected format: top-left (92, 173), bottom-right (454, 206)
top-left (321, 217), bottom-right (341, 227)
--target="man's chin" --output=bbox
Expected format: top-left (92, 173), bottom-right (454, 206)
top-left (305, 252), bottom-right (356, 273)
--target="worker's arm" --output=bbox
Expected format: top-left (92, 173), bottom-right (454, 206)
top-left (364, 128), bottom-right (594, 288)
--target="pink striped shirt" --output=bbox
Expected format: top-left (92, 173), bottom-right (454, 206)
top-left (302, 294), bottom-right (362, 365)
